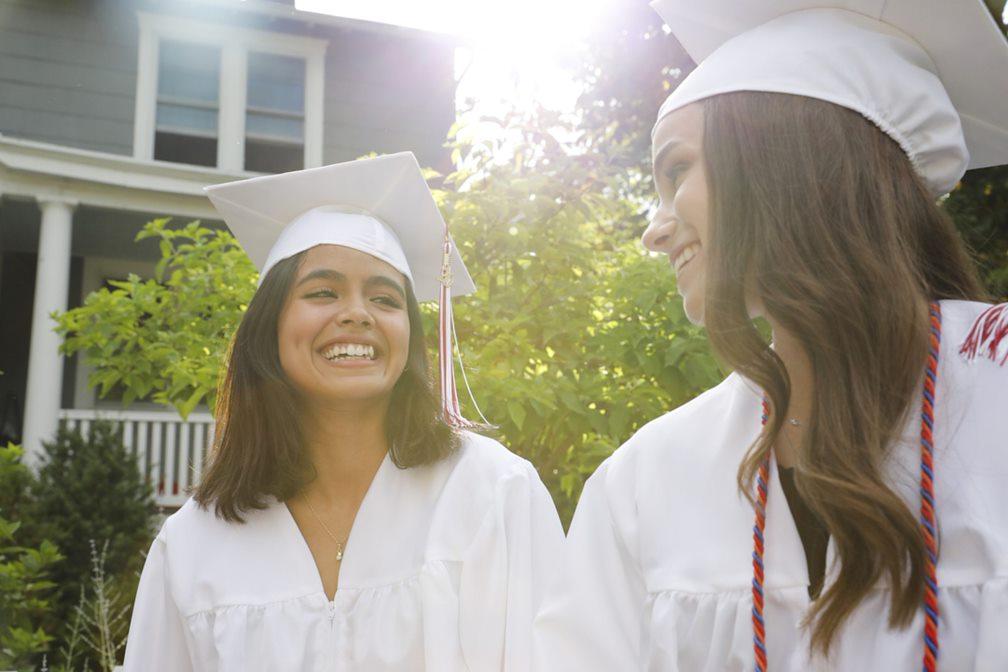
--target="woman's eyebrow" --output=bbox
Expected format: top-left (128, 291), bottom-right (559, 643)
top-left (296, 269), bottom-right (345, 287)
top-left (652, 139), bottom-right (682, 173)
top-left (366, 275), bottom-right (406, 299)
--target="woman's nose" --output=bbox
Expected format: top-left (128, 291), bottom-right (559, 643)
top-left (335, 299), bottom-right (372, 327)
top-left (641, 213), bottom-right (678, 253)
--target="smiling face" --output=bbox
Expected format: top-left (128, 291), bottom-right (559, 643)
top-left (277, 244), bottom-right (411, 409)
top-left (642, 103), bottom-right (710, 325)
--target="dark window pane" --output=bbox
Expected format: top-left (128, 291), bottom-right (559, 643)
top-left (154, 131), bottom-right (217, 167)
top-left (244, 138), bottom-right (304, 174)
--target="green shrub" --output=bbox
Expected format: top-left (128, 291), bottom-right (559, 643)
top-left (0, 444), bottom-right (61, 672)
top-left (22, 422), bottom-right (155, 665)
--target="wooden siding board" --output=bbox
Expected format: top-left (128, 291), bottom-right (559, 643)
top-left (0, 0), bottom-right (136, 48)
top-left (323, 79), bottom-right (454, 110)
top-left (322, 125), bottom-right (447, 166)
top-left (0, 106), bottom-right (133, 155)
top-left (0, 54), bottom-right (136, 99)
top-left (0, 0), bottom-right (137, 154)
top-left (0, 28), bottom-right (137, 71)
top-left (324, 100), bottom-right (446, 132)
top-left (0, 81), bottom-right (134, 123)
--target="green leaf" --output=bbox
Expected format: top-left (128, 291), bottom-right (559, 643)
top-left (507, 401), bottom-right (527, 430)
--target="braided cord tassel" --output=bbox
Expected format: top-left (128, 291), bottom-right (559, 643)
top-left (437, 226), bottom-right (480, 430)
top-left (752, 400), bottom-right (771, 672)
top-left (921, 302), bottom-right (942, 671)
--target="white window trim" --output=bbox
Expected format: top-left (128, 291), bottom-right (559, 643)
top-left (133, 12), bottom-right (326, 171)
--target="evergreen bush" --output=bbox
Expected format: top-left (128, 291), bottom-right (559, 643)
top-left (22, 422), bottom-right (156, 663)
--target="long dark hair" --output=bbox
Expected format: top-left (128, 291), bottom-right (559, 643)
top-left (699, 92), bottom-right (986, 654)
top-left (194, 250), bottom-right (459, 522)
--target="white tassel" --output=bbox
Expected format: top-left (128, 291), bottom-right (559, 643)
top-left (438, 230), bottom-right (481, 429)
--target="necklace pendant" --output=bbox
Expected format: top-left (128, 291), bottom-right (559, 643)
top-left (336, 546), bottom-right (344, 562)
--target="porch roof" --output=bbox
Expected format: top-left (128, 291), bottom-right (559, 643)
top-left (0, 134), bottom-right (251, 219)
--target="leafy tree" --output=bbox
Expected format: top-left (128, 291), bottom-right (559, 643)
top-left (575, 0), bottom-right (692, 166)
top-left (56, 219), bottom-right (256, 417)
top-left (945, 165), bottom-right (1008, 300)
top-left (0, 444), bottom-right (61, 672)
top-left (571, 0), bottom-right (693, 206)
top-left (438, 110), bottom-right (720, 519)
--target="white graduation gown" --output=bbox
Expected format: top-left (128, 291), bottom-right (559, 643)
top-left (535, 299), bottom-right (1008, 671)
top-left (124, 431), bottom-right (564, 672)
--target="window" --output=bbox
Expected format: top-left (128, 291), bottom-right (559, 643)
top-left (134, 13), bottom-right (325, 173)
top-left (245, 52), bottom-right (306, 173)
top-left (155, 41), bottom-right (221, 167)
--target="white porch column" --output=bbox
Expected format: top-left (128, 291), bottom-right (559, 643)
top-left (22, 197), bottom-right (76, 468)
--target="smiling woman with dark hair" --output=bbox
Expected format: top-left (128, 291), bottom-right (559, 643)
top-left (123, 153), bottom-right (563, 672)
top-left (191, 246), bottom-right (456, 522)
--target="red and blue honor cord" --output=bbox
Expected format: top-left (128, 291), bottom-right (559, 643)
top-left (751, 302), bottom-right (942, 672)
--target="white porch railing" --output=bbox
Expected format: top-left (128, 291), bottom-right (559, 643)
top-left (58, 409), bottom-right (214, 508)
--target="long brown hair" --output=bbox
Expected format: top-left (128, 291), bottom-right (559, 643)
top-left (700, 92), bottom-right (986, 653)
top-left (194, 250), bottom-right (459, 522)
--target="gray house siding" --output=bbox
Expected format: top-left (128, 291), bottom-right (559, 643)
top-left (0, 0), bottom-right (456, 168)
top-left (321, 29), bottom-right (456, 167)
top-left (0, 0), bottom-right (138, 155)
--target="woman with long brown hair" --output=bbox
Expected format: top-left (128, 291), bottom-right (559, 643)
top-left (124, 153), bottom-right (563, 671)
top-left (535, 0), bottom-right (1008, 669)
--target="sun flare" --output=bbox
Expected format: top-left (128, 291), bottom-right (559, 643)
top-left (296, 0), bottom-right (614, 112)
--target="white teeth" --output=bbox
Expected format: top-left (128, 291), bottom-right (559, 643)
top-left (322, 343), bottom-right (376, 360)
top-left (674, 244), bottom-right (700, 273)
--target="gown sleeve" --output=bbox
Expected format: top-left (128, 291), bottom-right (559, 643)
top-left (457, 461), bottom-right (565, 672)
top-left (533, 458), bottom-right (648, 672)
top-left (122, 528), bottom-right (194, 672)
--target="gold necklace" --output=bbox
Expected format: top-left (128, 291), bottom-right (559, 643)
top-left (303, 496), bottom-right (348, 562)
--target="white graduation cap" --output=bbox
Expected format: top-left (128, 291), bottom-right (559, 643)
top-left (651, 0), bottom-right (1008, 196)
top-left (204, 152), bottom-right (483, 429)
